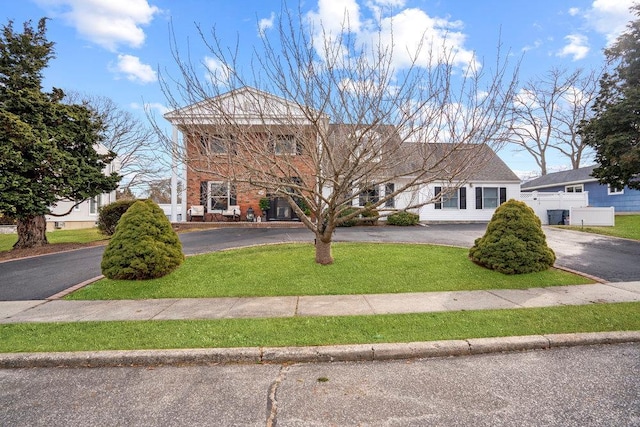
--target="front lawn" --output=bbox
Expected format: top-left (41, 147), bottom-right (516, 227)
top-left (1, 302), bottom-right (637, 353)
top-left (68, 243), bottom-right (592, 300)
top-left (563, 214), bottom-right (640, 240)
top-left (0, 228), bottom-right (106, 252)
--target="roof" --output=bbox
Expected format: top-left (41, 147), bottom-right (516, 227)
top-left (521, 165), bottom-right (598, 190)
top-left (325, 124), bottom-right (519, 182)
top-left (164, 86), bottom-right (326, 127)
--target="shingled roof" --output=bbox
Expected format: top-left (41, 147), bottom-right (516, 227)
top-left (521, 165), bottom-right (598, 190)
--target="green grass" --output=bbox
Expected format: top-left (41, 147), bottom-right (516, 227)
top-left (67, 243), bottom-right (592, 300)
top-left (0, 228), bottom-right (107, 252)
top-left (563, 215), bottom-right (640, 240)
top-left (0, 302), bottom-right (637, 353)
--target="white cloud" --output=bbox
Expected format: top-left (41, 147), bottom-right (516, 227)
top-left (204, 56), bottom-right (234, 86)
top-left (586, 0), bottom-right (635, 44)
top-left (568, 7), bottom-right (580, 16)
top-left (112, 54), bottom-right (157, 83)
top-left (258, 12), bottom-right (275, 36)
top-left (522, 39), bottom-right (543, 52)
top-left (131, 101), bottom-right (169, 115)
top-left (306, 0), bottom-right (477, 72)
top-left (35, 0), bottom-right (160, 51)
top-left (557, 34), bottom-right (590, 60)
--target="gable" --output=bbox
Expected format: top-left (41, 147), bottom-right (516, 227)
top-left (164, 87), bottom-right (320, 127)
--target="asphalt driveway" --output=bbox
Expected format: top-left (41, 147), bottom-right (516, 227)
top-left (1, 224), bottom-right (639, 301)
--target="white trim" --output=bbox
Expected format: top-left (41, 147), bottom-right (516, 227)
top-left (607, 185), bottom-right (624, 195)
top-left (565, 184), bottom-right (584, 193)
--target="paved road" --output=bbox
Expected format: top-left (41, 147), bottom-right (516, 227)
top-left (1, 224), bottom-right (639, 301)
top-left (1, 343), bottom-right (638, 426)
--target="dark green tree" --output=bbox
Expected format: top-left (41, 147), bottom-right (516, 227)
top-left (579, 5), bottom-right (640, 190)
top-left (469, 199), bottom-right (555, 274)
top-left (0, 19), bottom-right (120, 248)
top-left (101, 199), bottom-right (184, 280)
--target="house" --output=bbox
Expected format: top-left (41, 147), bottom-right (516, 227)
top-left (521, 165), bottom-right (640, 213)
top-left (164, 87), bottom-right (520, 223)
top-left (44, 144), bottom-right (120, 231)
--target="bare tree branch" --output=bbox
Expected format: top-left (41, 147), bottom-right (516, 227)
top-left (509, 67), bottom-right (601, 175)
top-left (153, 6), bottom-right (519, 264)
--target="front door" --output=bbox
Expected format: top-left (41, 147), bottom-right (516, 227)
top-left (267, 197), bottom-right (297, 221)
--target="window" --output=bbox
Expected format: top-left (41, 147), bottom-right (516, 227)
top-left (274, 135), bottom-right (296, 155)
top-left (359, 185), bottom-right (379, 206)
top-left (434, 187), bottom-right (467, 210)
top-left (608, 185), bottom-right (624, 195)
top-left (565, 184), bottom-right (583, 193)
top-left (199, 134), bottom-right (230, 154)
top-left (384, 183), bottom-right (395, 208)
top-left (475, 187), bottom-right (507, 209)
top-left (483, 187), bottom-right (499, 208)
top-left (208, 181), bottom-right (237, 211)
top-left (89, 196), bottom-right (101, 215)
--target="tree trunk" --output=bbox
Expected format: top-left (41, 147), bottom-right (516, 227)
top-left (14, 215), bottom-right (48, 249)
top-left (314, 236), bottom-right (333, 265)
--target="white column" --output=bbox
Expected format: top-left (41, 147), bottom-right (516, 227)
top-left (181, 156), bottom-right (187, 223)
top-left (170, 126), bottom-right (178, 222)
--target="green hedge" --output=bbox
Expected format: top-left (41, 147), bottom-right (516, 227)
top-left (97, 199), bottom-right (137, 236)
top-left (387, 211), bottom-right (420, 226)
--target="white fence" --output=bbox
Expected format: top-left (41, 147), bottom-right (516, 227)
top-left (519, 191), bottom-right (589, 225)
top-left (570, 207), bottom-right (615, 226)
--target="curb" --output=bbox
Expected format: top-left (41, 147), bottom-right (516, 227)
top-left (1, 331), bottom-right (638, 369)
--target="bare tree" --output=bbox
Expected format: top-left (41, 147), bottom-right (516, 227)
top-left (65, 92), bottom-right (164, 195)
top-left (146, 178), bottom-right (183, 204)
top-left (509, 67), bottom-right (600, 175)
top-left (157, 8), bottom-right (518, 264)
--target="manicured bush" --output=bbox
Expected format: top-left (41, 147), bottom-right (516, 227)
top-left (337, 207), bottom-right (359, 227)
top-left (359, 203), bottom-right (379, 225)
top-left (469, 199), bottom-right (555, 274)
top-left (101, 199), bottom-right (184, 280)
top-left (387, 211), bottom-right (420, 226)
top-left (97, 199), bottom-right (137, 236)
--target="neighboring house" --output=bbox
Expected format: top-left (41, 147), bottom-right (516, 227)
top-left (44, 144), bottom-right (120, 231)
top-left (521, 165), bottom-right (640, 213)
top-left (164, 87), bottom-right (520, 223)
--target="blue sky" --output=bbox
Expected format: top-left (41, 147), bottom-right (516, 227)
top-left (3, 0), bottom-right (636, 178)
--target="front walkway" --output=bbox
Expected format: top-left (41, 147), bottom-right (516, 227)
top-left (1, 282), bottom-right (639, 324)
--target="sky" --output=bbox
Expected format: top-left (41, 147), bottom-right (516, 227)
top-left (2, 0), bottom-right (637, 180)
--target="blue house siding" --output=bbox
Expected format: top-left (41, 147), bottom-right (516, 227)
top-left (521, 165), bottom-right (640, 213)
top-left (522, 182), bottom-right (640, 212)
top-left (588, 183), bottom-right (640, 212)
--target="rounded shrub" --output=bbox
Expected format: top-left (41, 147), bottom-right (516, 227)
top-left (387, 211), bottom-right (420, 226)
top-left (469, 199), bottom-right (555, 274)
top-left (97, 199), bottom-right (137, 236)
top-left (101, 199), bottom-right (184, 280)
top-left (359, 203), bottom-right (379, 225)
top-left (337, 207), bottom-right (359, 227)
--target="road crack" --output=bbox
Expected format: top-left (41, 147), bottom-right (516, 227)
top-left (266, 365), bottom-right (289, 427)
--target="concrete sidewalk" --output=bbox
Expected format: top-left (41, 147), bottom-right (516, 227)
top-left (2, 282), bottom-right (639, 324)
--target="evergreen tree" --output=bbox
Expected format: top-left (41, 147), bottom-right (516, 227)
top-left (101, 199), bottom-right (184, 280)
top-left (469, 200), bottom-right (555, 275)
top-left (0, 19), bottom-right (120, 248)
top-left (579, 5), bottom-right (640, 190)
